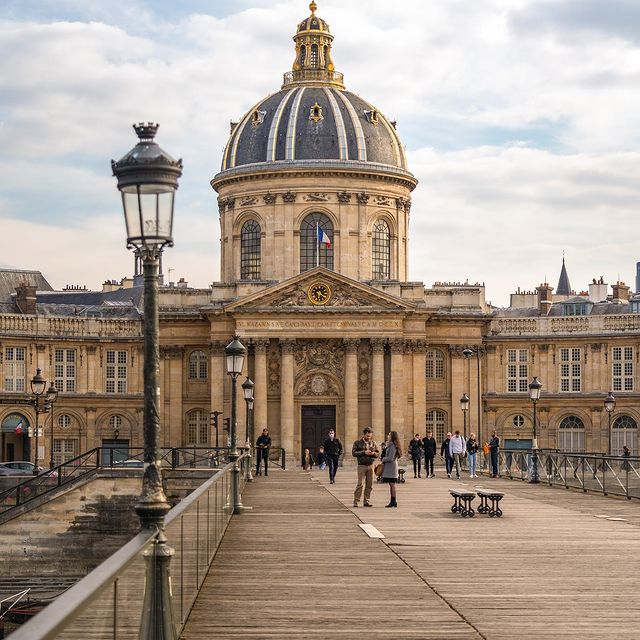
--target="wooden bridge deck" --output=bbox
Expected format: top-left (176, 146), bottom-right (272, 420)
top-left (181, 467), bottom-right (640, 639)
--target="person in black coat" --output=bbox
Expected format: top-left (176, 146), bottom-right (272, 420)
top-left (255, 428), bottom-right (271, 476)
top-left (440, 432), bottom-right (453, 477)
top-left (422, 431), bottom-right (437, 478)
top-left (322, 428), bottom-right (343, 484)
top-left (408, 434), bottom-right (424, 478)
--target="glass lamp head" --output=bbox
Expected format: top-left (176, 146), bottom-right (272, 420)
top-left (31, 369), bottom-right (47, 396)
top-left (529, 376), bottom-right (542, 401)
top-left (225, 336), bottom-right (247, 377)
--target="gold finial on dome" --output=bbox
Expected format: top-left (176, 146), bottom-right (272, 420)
top-left (309, 1), bottom-right (317, 14)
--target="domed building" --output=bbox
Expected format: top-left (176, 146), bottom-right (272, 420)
top-left (212, 2), bottom-right (415, 285)
top-left (205, 3), bottom-right (488, 463)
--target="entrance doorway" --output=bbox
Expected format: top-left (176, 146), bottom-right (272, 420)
top-left (301, 405), bottom-right (336, 460)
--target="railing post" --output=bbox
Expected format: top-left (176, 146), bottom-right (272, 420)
top-left (172, 448), bottom-right (179, 470)
top-left (281, 448), bottom-right (286, 471)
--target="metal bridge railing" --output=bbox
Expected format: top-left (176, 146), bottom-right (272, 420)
top-left (8, 452), bottom-right (250, 640)
top-left (0, 447), bottom-right (237, 518)
top-left (479, 449), bottom-right (640, 500)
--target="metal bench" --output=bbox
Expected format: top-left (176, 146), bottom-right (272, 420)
top-left (449, 489), bottom-right (476, 517)
top-left (477, 489), bottom-right (504, 517)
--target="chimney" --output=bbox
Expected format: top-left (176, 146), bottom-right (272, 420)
top-left (612, 281), bottom-right (630, 304)
top-left (536, 282), bottom-right (553, 315)
top-left (588, 276), bottom-right (608, 303)
top-left (15, 283), bottom-right (37, 314)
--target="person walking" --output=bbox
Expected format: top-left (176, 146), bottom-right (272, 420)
top-left (323, 429), bottom-right (343, 484)
top-left (408, 433), bottom-right (424, 478)
top-left (381, 430), bottom-right (402, 507)
top-left (489, 430), bottom-right (500, 477)
top-left (315, 445), bottom-right (328, 471)
top-left (255, 428), bottom-right (271, 476)
top-left (466, 433), bottom-right (479, 478)
top-left (351, 427), bottom-right (379, 507)
top-left (449, 430), bottom-right (466, 479)
top-left (423, 431), bottom-right (437, 478)
top-left (440, 432), bottom-right (453, 478)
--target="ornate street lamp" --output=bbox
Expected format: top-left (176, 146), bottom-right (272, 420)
top-left (604, 391), bottom-right (616, 455)
top-left (225, 336), bottom-right (247, 513)
top-left (46, 382), bottom-right (59, 470)
top-left (528, 376), bottom-right (542, 484)
top-left (30, 369), bottom-right (47, 475)
top-left (460, 393), bottom-right (470, 439)
top-left (112, 122), bottom-right (182, 640)
top-left (242, 376), bottom-right (255, 482)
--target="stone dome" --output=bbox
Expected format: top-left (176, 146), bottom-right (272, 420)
top-left (217, 2), bottom-right (410, 175)
top-left (221, 87), bottom-right (408, 171)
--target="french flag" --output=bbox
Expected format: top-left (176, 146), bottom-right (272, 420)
top-left (15, 418), bottom-right (23, 434)
top-left (317, 226), bottom-right (331, 249)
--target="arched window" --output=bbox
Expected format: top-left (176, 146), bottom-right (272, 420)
top-left (300, 44), bottom-right (306, 66)
top-left (241, 220), bottom-right (261, 280)
top-left (426, 350), bottom-right (445, 379)
top-left (189, 350), bottom-right (208, 380)
top-left (372, 219), bottom-right (390, 280)
top-left (186, 410), bottom-right (209, 446)
top-left (58, 414), bottom-right (72, 429)
top-left (109, 415), bottom-right (122, 431)
top-left (558, 415), bottom-right (585, 452)
top-left (612, 415), bottom-right (638, 455)
top-left (300, 213), bottom-right (333, 272)
top-left (310, 44), bottom-right (319, 67)
top-left (426, 409), bottom-right (447, 444)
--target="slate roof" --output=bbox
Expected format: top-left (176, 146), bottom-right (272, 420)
top-left (0, 269), bottom-right (52, 303)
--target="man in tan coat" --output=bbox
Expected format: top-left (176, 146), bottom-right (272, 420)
top-left (352, 427), bottom-right (380, 507)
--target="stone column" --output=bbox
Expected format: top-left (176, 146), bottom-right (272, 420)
top-left (280, 339), bottom-right (295, 463)
top-left (210, 341), bottom-right (226, 446)
top-left (450, 347), bottom-right (466, 433)
top-left (253, 339), bottom-right (269, 433)
top-left (412, 340), bottom-right (427, 435)
top-left (370, 339), bottom-right (386, 436)
top-left (162, 346), bottom-right (184, 447)
top-left (390, 339), bottom-right (406, 442)
top-left (343, 339), bottom-right (360, 452)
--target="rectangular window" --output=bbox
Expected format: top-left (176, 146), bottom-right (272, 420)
top-left (54, 348), bottom-right (76, 392)
top-left (506, 349), bottom-right (528, 392)
top-left (53, 438), bottom-right (78, 466)
top-left (612, 346), bottom-right (634, 392)
top-left (106, 350), bottom-right (127, 393)
top-left (559, 348), bottom-right (581, 392)
top-left (4, 346), bottom-right (26, 392)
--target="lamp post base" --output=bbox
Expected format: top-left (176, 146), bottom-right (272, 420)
top-left (529, 451), bottom-right (540, 484)
top-left (245, 439), bottom-right (253, 482)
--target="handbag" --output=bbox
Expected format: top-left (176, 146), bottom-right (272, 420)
top-left (482, 443), bottom-right (490, 455)
top-left (374, 463), bottom-right (384, 477)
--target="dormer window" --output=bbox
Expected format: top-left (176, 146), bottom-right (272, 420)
top-left (251, 110), bottom-right (266, 126)
top-left (563, 302), bottom-right (588, 316)
top-left (309, 102), bottom-right (324, 122)
top-left (630, 298), bottom-right (640, 313)
top-left (364, 110), bottom-right (379, 125)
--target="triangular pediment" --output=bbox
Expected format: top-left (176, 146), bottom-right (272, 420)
top-left (225, 268), bottom-right (416, 312)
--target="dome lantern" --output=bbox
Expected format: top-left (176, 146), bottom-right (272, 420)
top-left (283, 2), bottom-right (344, 89)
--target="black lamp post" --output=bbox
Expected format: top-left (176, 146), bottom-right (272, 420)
top-left (242, 376), bottom-right (255, 482)
top-left (112, 122), bottom-right (182, 640)
top-left (225, 336), bottom-right (247, 513)
top-left (462, 348), bottom-right (473, 439)
top-left (460, 393), bottom-right (470, 439)
top-left (30, 369), bottom-right (47, 475)
top-left (46, 382), bottom-right (59, 470)
top-left (604, 391), bottom-right (615, 455)
top-left (528, 376), bottom-right (542, 484)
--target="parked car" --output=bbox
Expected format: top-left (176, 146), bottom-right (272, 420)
top-left (112, 459), bottom-right (144, 468)
top-left (0, 462), bottom-right (58, 477)
top-left (0, 465), bottom-right (27, 476)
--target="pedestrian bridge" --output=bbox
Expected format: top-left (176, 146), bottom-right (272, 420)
top-left (6, 458), bottom-right (640, 639)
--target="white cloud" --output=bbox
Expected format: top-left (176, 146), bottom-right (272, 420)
top-left (0, 0), bottom-right (639, 304)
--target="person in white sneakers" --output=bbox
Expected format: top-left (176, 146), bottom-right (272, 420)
top-left (448, 430), bottom-right (466, 479)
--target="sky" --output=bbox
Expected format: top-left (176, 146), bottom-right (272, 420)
top-left (1, 0), bottom-right (639, 307)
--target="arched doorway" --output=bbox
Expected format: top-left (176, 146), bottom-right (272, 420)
top-left (1, 413), bottom-right (31, 462)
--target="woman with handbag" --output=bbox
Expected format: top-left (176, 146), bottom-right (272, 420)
top-left (381, 431), bottom-right (403, 507)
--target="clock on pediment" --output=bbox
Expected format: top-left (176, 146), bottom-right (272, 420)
top-left (307, 281), bottom-right (332, 305)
